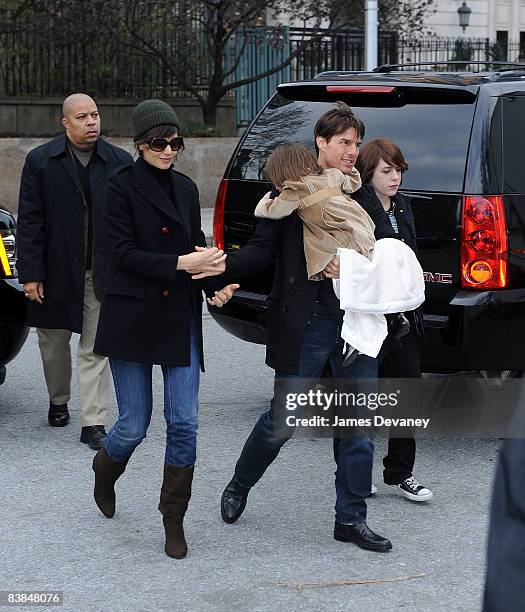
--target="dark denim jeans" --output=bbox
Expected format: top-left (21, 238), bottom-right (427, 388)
top-left (104, 323), bottom-right (200, 468)
top-left (380, 326), bottom-right (421, 484)
top-left (234, 301), bottom-right (377, 524)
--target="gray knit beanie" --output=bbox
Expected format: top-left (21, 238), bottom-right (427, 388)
top-left (132, 99), bottom-right (181, 140)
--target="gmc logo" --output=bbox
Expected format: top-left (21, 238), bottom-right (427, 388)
top-left (423, 272), bottom-right (453, 284)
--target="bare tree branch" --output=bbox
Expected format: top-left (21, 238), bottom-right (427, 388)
top-left (5, 0), bottom-right (435, 125)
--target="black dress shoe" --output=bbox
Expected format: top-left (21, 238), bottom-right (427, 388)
top-left (221, 477), bottom-right (250, 524)
top-left (80, 425), bottom-right (107, 451)
top-left (334, 521), bottom-right (392, 552)
top-left (48, 403), bottom-right (70, 427)
top-left (387, 312), bottom-right (410, 339)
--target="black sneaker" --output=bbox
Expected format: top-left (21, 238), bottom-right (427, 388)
top-left (80, 425), bottom-right (107, 451)
top-left (392, 476), bottom-right (433, 502)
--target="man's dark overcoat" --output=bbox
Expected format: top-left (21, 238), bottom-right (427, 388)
top-left (223, 192), bottom-right (395, 374)
top-left (17, 133), bottom-right (132, 332)
top-left (93, 157), bottom-right (213, 370)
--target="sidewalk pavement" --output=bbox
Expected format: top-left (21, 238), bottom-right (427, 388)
top-left (0, 321), bottom-right (495, 612)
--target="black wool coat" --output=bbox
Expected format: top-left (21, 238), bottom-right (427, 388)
top-left (354, 184), bottom-right (416, 251)
top-left (94, 157), bottom-right (213, 369)
top-left (17, 133), bottom-right (133, 332)
top-left (222, 189), bottom-right (395, 374)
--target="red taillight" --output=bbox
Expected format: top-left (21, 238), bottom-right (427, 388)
top-left (461, 196), bottom-right (508, 289)
top-left (325, 86), bottom-right (396, 94)
top-left (213, 178), bottom-right (228, 250)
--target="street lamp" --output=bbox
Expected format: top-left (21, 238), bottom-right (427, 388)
top-left (457, 1), bottom-right (472, 33)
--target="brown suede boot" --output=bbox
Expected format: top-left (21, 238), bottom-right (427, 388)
top-left (92, 447), bottom-right (127, 518)
top-left (158, 464), bottom-right (194, 559)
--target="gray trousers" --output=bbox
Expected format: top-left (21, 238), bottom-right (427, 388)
top-left (36, 271), bottom-right (109, 427)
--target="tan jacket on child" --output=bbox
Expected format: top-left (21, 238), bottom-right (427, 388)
top-left (254, 167), bottom-right (376, 280)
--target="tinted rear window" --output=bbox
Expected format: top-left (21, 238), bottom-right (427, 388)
top-left (230, 93), bottom-right (477, 192)
top-left (489, 94), bottom-right (525, 193)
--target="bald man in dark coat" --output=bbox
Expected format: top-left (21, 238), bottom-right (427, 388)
top-left (17, 93), bottom-right (132, 449)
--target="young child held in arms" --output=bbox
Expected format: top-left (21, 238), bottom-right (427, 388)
top-left (255, 143), bottom-right (376, 281)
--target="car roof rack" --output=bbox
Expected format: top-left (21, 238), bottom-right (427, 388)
top-left (373, 61), bottom-right (525, 72)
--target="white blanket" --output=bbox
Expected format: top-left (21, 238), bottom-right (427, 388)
top-left (333, 238), bottom-right (425, 358)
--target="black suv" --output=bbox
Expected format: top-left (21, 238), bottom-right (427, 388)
top-left (210, 63), bottom-right (525, 382)
top-left (0, 208), bottom-right (28, 384)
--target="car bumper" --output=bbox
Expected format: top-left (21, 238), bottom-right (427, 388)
top-left (208, 290), bottom-right (267, 345)
top-left (209, 288), bottom-right (525, 373)
top-left (419, 289), bottom-right (525, 372)
top-left (0, 278), bottom-right (29, 368)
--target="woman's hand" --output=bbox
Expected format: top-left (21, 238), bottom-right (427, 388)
top-left (323, 255), bottom-right (340, 279)
top-left (207, 284), bottom-right (240, 308)
top-left (177, 246), bottom-right (226, 277)
top-left (188, 246), bottom-right (227, 279)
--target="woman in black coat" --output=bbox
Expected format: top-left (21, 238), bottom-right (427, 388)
top-left (355, 138), bottom-right (433, 502)
top-left (90, 99), bottom-right (234, 559)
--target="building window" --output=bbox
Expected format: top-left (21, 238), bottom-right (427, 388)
top-left (520, 32), bottom-right (525, 61)
top-left (495, 31), bottom-right (508, 61)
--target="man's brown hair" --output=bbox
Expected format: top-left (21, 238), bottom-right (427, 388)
top-left (265, 143), bottom-right (322, 189)
top-left (356, 138), bottom-right (409, 184)
top-left (313, 101), bottom-right (365, 154)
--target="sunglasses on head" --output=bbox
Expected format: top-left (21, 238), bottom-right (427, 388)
top-left (148, 136), bottom-right (184, 152)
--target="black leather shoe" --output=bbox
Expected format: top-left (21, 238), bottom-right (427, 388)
top-left (221, 477), bottom-right (250, 524)
top-left (334, 521), bottom-right (392, 552)
top-left (342, 345), bottom-right (360, 368)
top-left (80, 425), bottom-right (107, 451)
top-left (387, 312), bottom-right (410, 339)
top-left (48, 403), bottom-right (70, 427)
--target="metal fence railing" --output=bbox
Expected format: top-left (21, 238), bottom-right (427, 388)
top-left (288, 28), bottom-right (398, 79)
top-left (0, 3), bottom-right (214, 100)
top-left (225, 28), bottom-right (292, 130)
top-left (396, 37), bottom-right (525, 67)
top-left (1, 13), bottom-right (525, 130)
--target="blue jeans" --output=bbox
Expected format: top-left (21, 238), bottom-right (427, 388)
top-left (234, 301), bottom-right (377, 524)
top-left (104, 324), bottom-right (200, 468)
